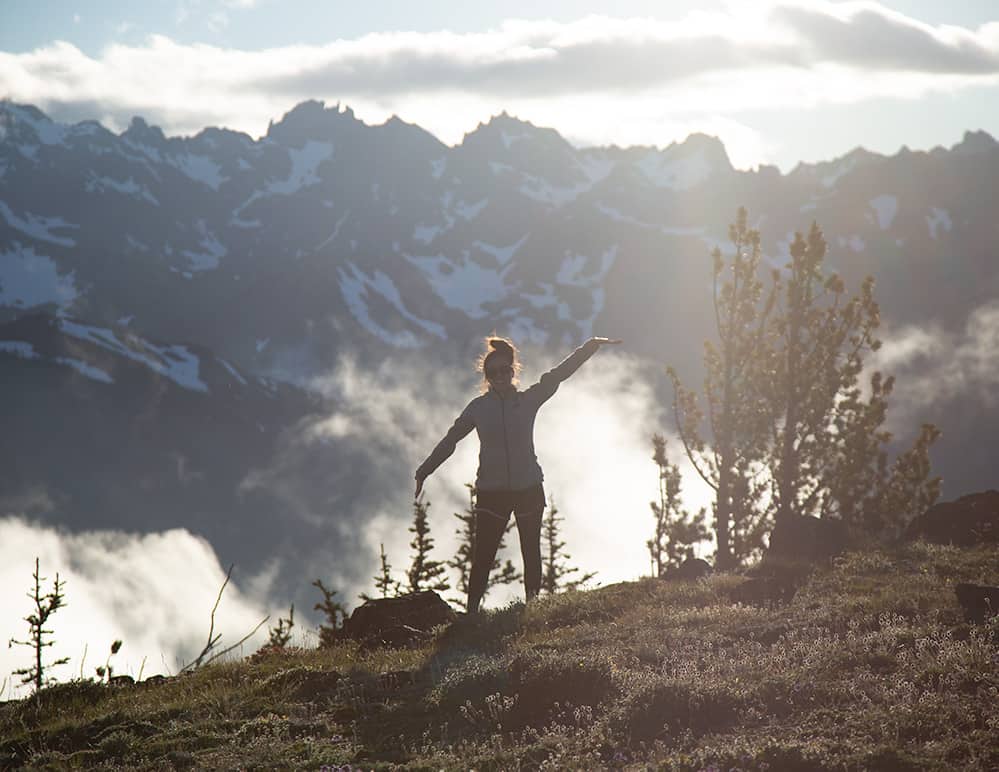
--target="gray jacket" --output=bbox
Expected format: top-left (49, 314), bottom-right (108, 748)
top-left (416, 339), bottom-right (600, 492)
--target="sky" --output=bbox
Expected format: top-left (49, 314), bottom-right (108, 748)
top-left (1, 1), bottom-right (997, 169)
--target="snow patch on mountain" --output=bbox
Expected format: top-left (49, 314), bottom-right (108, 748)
top-left (0, 340), bottom-right (40, 359)
top-left (576, 155), bottom-right (616, 184)
top-left (518, 174), bottom-right (589, 207)
top-left (636, 149), bottom-right (711, 190)
top-left (870, 195), bottom-right (898, 230)
top-left (430, 158), bottom-right (446, 179)
top-left (596, 203), bottom-right (705, 238)
top-left (506, 315), bottom-right (550, 346)
top-left (338, 262), bottom-right (446, 347)
top-left (269, 141), bottom-right (334, 194)
top-left (821, 157), bottom-right (856, 188)
top-left (316, 211), bottom-right (350, 251)
top-left (54, 356), bottom-right (114, 384)
top-left (219, 358), bottom-right (247, 386)
top-left (0, 247), bottom-right (78, 308)
top-left (85, 173), bottom-right (159, 205)
top-left (59, 319), bottom-right (208, 392)
top-left (413, 223), bottom-right (442, 245)
top-left (557, 246), bottom-right (618, 288)
top-left (473, 234), bottom-right (528, 266)
top-left (182, 220), bottom-right (227, 272)
top-left (454, 198), bottom-right (488, 221)
top-left (0, 201), bottom-right (79, 247)
top-left (522, 283), bottom-right (559, 310)
top-left (405, 252), bottom-right (511, 320)
top-left (555, 246), bottom-right (618, 338)
top-left (927, 207), bottom-right (953, 239)
top-left (171, 153), bottom-right (226, 190)
top-left (2, 104), bottom-right (67, 146)
top-left (231, 140), bottom-right (334, 222)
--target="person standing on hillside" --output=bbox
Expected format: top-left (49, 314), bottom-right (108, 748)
top-left (415, 335), bottom-right (622, 613)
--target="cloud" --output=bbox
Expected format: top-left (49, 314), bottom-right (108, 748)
top-left (0, 3), bottom-right (996, 167)
top-left (870, 300), bottom-right (999, 430)
top-left (0, 517), bottom-right (276, 700)
top-left (773, 1), bottom-right (999, 74)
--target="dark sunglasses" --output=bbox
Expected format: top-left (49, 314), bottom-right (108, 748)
top-left (485, 364), bottom-right (513, 379)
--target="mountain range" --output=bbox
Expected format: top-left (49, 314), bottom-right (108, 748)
top-left (1, 98), bottom-right (997, 602)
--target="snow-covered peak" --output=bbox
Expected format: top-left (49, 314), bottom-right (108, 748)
top-left (0, 101), bottom-right (70, 146)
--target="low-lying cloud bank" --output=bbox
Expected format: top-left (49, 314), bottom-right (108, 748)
top-left (872, 299), bottom-right (999, 428)
top-left (0, 518), bottom-right (274, 699)
top-left (2, 2), bottom-right (997, 166)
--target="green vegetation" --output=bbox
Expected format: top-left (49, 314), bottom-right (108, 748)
top-left (8, 558), bottom-right (69, 693)
top-left (647, 434), bottom-right (709, 577)
top-left (3, 542), bottom-right (996, 770)
top-left (407, 493), bottom-right (451, 594)
top-left (668, 209), bottom-right (941, 568)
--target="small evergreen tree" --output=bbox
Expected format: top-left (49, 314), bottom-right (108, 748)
top-left (448, 483), bottom-right (520, 609)
top-left (407, 493), bottom-right (450, 593)
top-left (8, 558), bottom-right (69, 692)
top-left (313, 579), bottom-right (348, 648)
top-left (360, 543), bottom-right (401, 602)
top-left (647, 434), bottom-right (709, 577)
top-left (542, 494), bottom-right (596, 594)
top-left (267, 605), bottom-right (295, 648)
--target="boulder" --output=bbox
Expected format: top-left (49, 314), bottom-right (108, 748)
top-left (663, 557), bottom-right (712, 581)
top-left (767, 514), bottom-right (850, 563)
top-left (731, 575), bottom-right (798, 608)
top-left (342, 590), bottom-right (456, 647)
top-left (905, 490), bottom-right (999, 547)
top-left (954, 583), bottom-right (999, 624)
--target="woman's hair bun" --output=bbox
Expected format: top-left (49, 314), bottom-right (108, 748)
top-left (488, 338), bottom-right (514, 355)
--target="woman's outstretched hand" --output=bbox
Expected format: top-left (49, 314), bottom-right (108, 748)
top-left (591, 337), bottom-right (623, 346)
top-left (415, 474), bottom-right (424, 498)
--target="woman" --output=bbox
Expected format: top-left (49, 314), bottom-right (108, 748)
top-left (415, 335), bottom-right (621, 612)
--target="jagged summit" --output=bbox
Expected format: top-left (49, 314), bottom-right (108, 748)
top-left (953, 129), bottom-right (997, 154)
top-left (662, 132), bottom-right (733, 172)
top-left (122, 115), bottom-right (167, 145)
top-left (265, 99), bottom-right (361, 146)
top-left (460, 111), bottom-right (572, 153)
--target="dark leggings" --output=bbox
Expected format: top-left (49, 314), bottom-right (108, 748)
top-left (467, 486), bottom-right (544, 612)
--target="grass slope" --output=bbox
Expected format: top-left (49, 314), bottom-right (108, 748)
top-left (2, 542), bottom-right (997, 770)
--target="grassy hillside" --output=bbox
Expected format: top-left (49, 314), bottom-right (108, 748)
top-left (2, 542), bottom-right (997, 770)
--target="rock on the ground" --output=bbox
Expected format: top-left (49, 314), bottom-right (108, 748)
top-left (905, 490), bottom-right (999, 547)
top-left (342, 590), bottom-right (457, 647)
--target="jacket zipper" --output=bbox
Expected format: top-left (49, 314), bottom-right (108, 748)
top-left (499, 394), bottom-right (512, 489)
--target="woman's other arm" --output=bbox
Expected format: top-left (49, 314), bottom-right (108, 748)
top-left (414, 408), bottom-right (475, 496)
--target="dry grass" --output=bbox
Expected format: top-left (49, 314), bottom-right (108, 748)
top-left (2, 541), bottom-right (996, 770)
